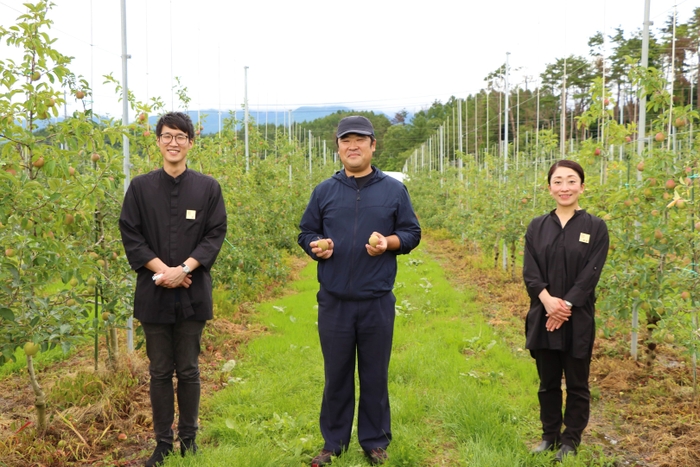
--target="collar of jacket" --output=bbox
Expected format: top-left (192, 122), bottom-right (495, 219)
top-left (160, 167), bottom-right (189, 183)
top-left (548, 208), bottom-right (587, 224)
top-left (332, 165), bottom-right (387, 188)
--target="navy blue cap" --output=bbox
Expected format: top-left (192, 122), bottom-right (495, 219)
top-left (336, 116), bottom-right (375, 139)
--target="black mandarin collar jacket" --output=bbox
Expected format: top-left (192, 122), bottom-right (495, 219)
top-left (119, 169), bottom-right (227, 323)
top-left (523, 209), bottom-right (609, 358)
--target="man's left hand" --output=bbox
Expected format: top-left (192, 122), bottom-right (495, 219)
top-left (366, 232), bottom-right (387, 256)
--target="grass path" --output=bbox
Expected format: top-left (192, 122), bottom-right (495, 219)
top-left (163, 240), bottom-right (614, 467)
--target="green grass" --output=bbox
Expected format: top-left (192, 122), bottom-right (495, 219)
top-left (161, 244), bottom-right (617, 466)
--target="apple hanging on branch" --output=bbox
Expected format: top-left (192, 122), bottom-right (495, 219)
top-left (24, 342), bottom-right (40, 357)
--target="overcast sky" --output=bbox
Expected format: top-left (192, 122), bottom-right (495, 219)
top-left (0, 0), bottom-right (696, 120)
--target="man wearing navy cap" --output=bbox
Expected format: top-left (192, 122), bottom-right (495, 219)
top-left (298, 115), bottom-right (421, 466)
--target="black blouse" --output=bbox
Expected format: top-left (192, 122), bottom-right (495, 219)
top-left (119, 169), bottom-right (227, 323)
top-left (523, 209), bottom-right (609, 358)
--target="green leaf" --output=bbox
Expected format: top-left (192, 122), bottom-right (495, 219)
top-left (0, 308), bottom-right (14, 321)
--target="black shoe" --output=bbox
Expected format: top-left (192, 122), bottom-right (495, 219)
top-left (364, 447), bottom-right (388, 465)
top-left (145, 441), bottom-right (173, 467)
top-left (530, 439), bottom-right (558, 453)
top-left (554, 444), bottom-right (576, 462)
top-left (180, 438), bottom-right (198, 457)
top-left (311, 449), bottom-right (335, 466)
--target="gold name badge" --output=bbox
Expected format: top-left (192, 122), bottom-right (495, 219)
top-left (579, 233), bottom-right (590, 244)
top-left (186, 210), bottom-right (196, 220)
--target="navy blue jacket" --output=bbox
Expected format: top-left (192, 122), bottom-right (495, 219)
top-left (298, 167), bottom-right (421, 301)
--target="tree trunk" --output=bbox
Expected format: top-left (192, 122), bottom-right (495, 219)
top-left (510, 239), bottom-right (517, 281)
top-left (106, 324), bottom-right (118, 370)
top-left (27, 355), bottom-right (47, 433)
top-left (494, 238), bottom-right (500, 269)
top-left (645, 314), bottom-right (660, 368)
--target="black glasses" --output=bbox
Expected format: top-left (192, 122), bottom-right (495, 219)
top-left (159, 133), bottom-right (189, 144)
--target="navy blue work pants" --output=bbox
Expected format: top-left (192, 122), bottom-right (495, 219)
top-left (317, 288), bottom-right (396, 454)
top-left (532, 348), bottom-right (591, 448)
top-left (141, 319), bottom-right (206, 444)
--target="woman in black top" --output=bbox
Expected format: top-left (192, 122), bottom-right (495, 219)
top-left (523, 160), bottom-right (609, 462)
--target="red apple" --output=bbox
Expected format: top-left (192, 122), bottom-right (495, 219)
top-left (655, 132), bottom-right (665, 142)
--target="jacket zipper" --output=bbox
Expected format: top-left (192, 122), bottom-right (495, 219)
top-left (348, 186), bottom-right (361, 290)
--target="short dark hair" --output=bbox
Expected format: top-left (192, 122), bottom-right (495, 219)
top-left (548, 159), bottom-right (585, 184)
top-left (156, 112), bottom-right (195, 140)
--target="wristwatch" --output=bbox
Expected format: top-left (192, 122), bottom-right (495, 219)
top-left (181, 263), bottom-right (191, 274)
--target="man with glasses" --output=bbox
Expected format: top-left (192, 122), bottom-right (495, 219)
top-left (119, 111), bottom-right (227, 467)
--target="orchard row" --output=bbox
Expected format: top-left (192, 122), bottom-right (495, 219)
top-left (403, 75), bottom-right (699, 367)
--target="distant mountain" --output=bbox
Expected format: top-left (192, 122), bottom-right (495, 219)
top-left (29, 106), bottom-right (413, 135)
top-left (150, 106), bottom-right (354, 135)
top-left (150, 106), bottom-right (413, 135)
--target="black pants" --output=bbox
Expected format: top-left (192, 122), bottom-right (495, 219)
top-left (533, 349), bottom-right (591, 448)
top-left (141, 320), bottom-right (206, 444)
top-left (317, 288), bottom-right (396, 454)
